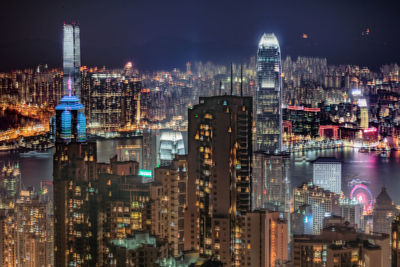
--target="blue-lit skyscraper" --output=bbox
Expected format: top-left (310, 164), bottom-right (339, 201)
top-left (54, 24), bottom-right (86, 144)
top-left (256, 33), bottom-right (282, 153)
top-left (63, 23), bottom-right (81, 98)
top-left (55, 95), bottom-right (86, 143)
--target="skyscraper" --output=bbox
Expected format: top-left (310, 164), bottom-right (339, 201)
top-left (54, 95), bottom-right (86, 143)
top-left (240, 211), bottom-right (288, 267)
top-left (252, 152), bottom-right (289, 212)
top-left (185, 95), bottom-right (253, 265)
top-left (152, 155), bottom-right (187, 257)
top-left (63, 23), bottom-right (81, 98)
top-left (256, 33), bottom-right (282, 153)
top-left (55, 23), bottom-right (98, 267)
top-left (312, 157), bottom-right (342, 195)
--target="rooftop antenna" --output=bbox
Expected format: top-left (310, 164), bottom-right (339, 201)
top-left (240, 64), bottom-right (243, 97)
top-left (67, 77), bottom-right (72, 96)
top-left (230, 63), bottom-right (233, 96)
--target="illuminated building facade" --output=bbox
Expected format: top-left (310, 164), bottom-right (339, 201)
top-left (0, 209), bottom-right (17, 266)
top-left (0, 164), bottom-right (21, 201)
top-left (0, 188), bottom-right (53, 267)
top-left (294, 183), bottom-right (340, 235)
top-left (256, 33), bottom-right (282, 153)
top-left (0, 67), bottom-right (63, 106)
top-left (158, 130), bottom-right (185, 167)
top-left (252, 152), bottom-right (289, 212)
top-left (283, 106), bottom-right (321, 137)
top-left (185, 95), bottom-right (253, 265)
top-left (293, 223), bottom-right (390, 267)
top-left (360, 107), bottom-right (369, 129)
top-left (15, 190), bottom-right (53, 267)
top-left (98, 173), bottom-right (152, 265)
top-left (240, 210), bottom-right (288, 267)
top-left (152, 155), bottom-right (187, 257)
top-left (81, 72), bottom-right (142, 132)
top-left (312, 157), bottom-right (342, 195)
top-left (63, 23), bottom-right (81, 97)
top-left (373, 187), bottom-right (396, 235)
top-left (54, 95), bottom-right (86, 143)
top-left (53, 142), bottom-right (98, 266)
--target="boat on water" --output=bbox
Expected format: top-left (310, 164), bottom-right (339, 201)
top-left (359, 147), bottom-right (369, 153)
top-left (19, 150), bottom-right (52, 158)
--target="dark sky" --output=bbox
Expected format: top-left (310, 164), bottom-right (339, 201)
top-left (1, 0), bottom-right (400, 71)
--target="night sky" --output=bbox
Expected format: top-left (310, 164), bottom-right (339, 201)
top-left (1, 0), bottom-right (400, 71)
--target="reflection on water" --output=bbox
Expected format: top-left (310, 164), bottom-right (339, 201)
top-left (290, 147), bottom-right (400, 203)
top-left (1, 145), bottom-right (400, 204)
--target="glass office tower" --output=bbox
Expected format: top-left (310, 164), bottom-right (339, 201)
top-left (63, 23), bottom-right (81, 97)
top-left (256, 33), bottom-right (282, 153)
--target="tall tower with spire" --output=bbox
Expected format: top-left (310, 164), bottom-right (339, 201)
top-left (255, 33), bottom-right (282, 154)
top-left (54, 24), bottom-right (97, 267)
top-left (54, 23), bottom-right (86, 144)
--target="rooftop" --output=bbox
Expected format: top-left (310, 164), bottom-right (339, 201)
top-left (258, 33), bottom-right (279, 48)
top-left (55, 95), bottom-right (84, 111)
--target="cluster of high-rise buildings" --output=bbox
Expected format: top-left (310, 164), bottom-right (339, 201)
top-left (2, 23), bottom-right (400, 267)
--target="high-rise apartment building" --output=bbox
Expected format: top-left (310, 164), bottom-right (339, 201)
top-left (185, 95), bottom-right (253, 266)
top-left (53, 142), bottom-right (98, 266)
top-left (63, 23), bottom-right (81, 97)
top-left (240, 210), bottom-right (288, 267)
top-left (312, 157), bottom-right (342, 195)
top-left (256, 33), bottom-right (282, 153)
top-left (151, 155), bottom-right (187, 257)
top-left (0, 209), bottom-right (16, 266)
top-left (81, 71), bottom-right (142, 132)
top-left (294, 182), bottom-right (340, 235)
top-left (15, 190), bottom-right (53, 267)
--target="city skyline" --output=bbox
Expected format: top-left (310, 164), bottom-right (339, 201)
top-left (2, 2), bottom-right (400, 266)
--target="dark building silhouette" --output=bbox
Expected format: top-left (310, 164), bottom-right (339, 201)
top-left (185, 95), bottom-right (253, 265)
